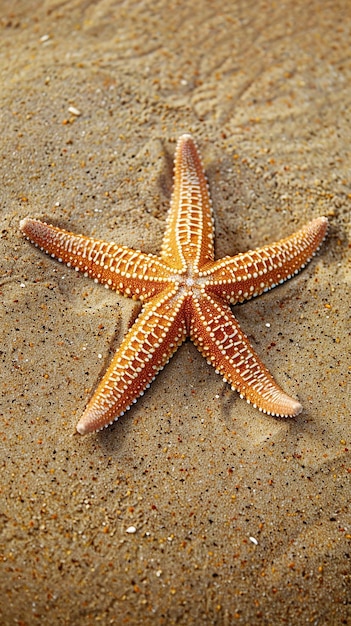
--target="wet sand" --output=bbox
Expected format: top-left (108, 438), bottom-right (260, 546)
top-left (1, 1), bottom-right (350, 624)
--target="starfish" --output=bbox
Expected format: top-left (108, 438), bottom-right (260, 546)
top-left (20, 134), bottom-right (328, 435)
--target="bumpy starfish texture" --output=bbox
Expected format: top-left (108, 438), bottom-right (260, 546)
top-left (20, 134), bottom-right (328, 434)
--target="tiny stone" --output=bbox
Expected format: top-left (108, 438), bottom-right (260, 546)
top-left (68, 106), bottom-right (82, 116)
top-left (126, 526), bottom-right (136, 534)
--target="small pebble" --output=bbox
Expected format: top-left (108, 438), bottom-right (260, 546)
top-left (68, 106), bottom-right (82, 117)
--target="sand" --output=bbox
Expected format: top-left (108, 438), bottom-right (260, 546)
top-left (1, 1), bottom-right (350, 624)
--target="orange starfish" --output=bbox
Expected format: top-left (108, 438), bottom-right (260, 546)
top-left (20, 134), bottom-right (328, 435)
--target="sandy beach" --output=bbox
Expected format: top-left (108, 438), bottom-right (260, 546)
top-left (1, 1), bottom-right (350, 624)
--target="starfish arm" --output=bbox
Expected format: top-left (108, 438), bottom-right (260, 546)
top-left (190, 294), bottom-right (302, 417)
top-left (161, 134), bottom-right (215, 270)
top-left (76, 287), bottom-right (187, 434)
top-left (204, 216), bottom-right (328, 304)
top-left (20, 217), bottom-right (172, 300)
